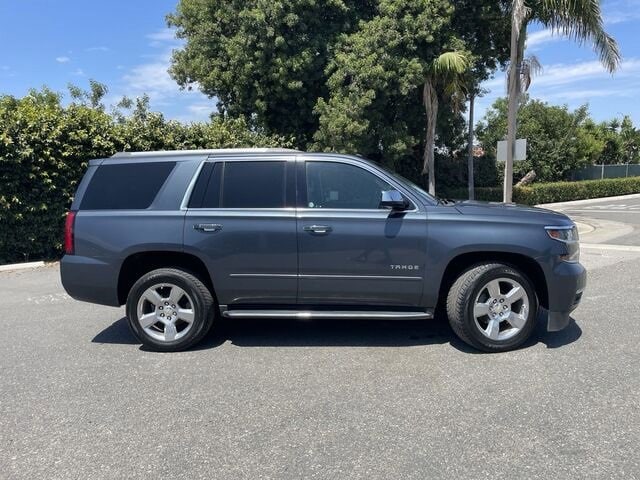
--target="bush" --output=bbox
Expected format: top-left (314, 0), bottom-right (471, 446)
top-left (0, 88), bottom-right (292, 264)
top-left (443, 176), bottom-right (640, 205)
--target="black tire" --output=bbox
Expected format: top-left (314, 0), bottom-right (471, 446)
top-left (126, 268), bottom-right (215, 352)
top-left (446, 263), bottom-right (538, 352)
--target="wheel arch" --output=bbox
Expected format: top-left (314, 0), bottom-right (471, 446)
top-left (117, 251), bottom-right (216, 305)
top-left (438, 251), bottom-right (548, 310)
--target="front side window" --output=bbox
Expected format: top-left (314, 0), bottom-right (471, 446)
top-left (305, 161), bottom-right (393, 209)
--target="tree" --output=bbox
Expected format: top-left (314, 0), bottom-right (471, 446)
top-left (503, 0), bottom-right (621, 202)
top-left (313, 1), bottom-right (510, 191)
top-left (423, 51), bottom-right (470, 195)
top-left (477, 97), bottom-right (604, 182)
top-left (620, 116), bottom-right (640, 164)
top-left (167, 0), bottom-right (375, 146)
top-left (169, 0), bottom-right (511, 183)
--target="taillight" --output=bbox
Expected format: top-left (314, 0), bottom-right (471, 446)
top-left (64, 211), bottom-right (76, 255)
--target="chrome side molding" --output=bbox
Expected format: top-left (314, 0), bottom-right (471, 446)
top-left (221, 309), bottom-right (433, 320)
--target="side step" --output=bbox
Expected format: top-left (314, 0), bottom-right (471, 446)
top-left (221, 310), bottom-right (433, 320)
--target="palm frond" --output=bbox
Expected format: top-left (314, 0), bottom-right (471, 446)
top-left (536, 0), bottom-right (621, 72)
top-left (520, 55), bottom-right (543, 91)
top-left (430, 51), bottom-right (471, 76)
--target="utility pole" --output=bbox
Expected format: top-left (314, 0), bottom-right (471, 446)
top-left (504, 0), bottom-right (524, 203)
top-left (467, 93), bottom-right (475, 200)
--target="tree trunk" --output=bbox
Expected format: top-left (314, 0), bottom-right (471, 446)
top-left (504, 0), bottom-right (526, 203)
top-left (515, 169), bottom-right (536, 186)
top-left (467, 92), bottom-right (475, 200)
top-left (422, 81), bottom-right (438, 196)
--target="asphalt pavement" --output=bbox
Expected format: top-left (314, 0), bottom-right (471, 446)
top-left (546, 194), bottom-right (640, 247)
top-left (1, 199), bottom-right (640, 479)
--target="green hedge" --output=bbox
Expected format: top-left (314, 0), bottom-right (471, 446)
top-left (444, 176), bottom-right (640, 205)
top-left (0, 88), bottom-right (291, 264)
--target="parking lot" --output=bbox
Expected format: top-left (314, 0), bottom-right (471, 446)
top-left (2, 198), bottom-right (640, 479)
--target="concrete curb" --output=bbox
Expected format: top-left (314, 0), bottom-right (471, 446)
top-left (0, 261), bottom-right (55, 273)
top-left (537, 193), bottom-right (640, 210)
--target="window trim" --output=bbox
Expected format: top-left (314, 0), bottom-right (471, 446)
top-left (297, 158), bottom-right (418, 213)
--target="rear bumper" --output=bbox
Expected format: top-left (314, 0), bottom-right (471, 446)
top-left (60, 255), bottom-right (121, 307)
top-left (544, 260), bottom-right (586, 332)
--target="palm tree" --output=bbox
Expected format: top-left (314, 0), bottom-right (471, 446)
top-left (503, 0), bottom-right (621, 202)
top-left (423, 51), bottom-right (470, 196)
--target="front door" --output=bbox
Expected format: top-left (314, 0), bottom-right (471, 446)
top-left (297, 159), bottom-right (427, 307)
top-left (184, 157), bottom-right (298, 306)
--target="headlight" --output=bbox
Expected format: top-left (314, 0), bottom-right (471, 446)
top-left (545, 225), bottom-right (580, 262)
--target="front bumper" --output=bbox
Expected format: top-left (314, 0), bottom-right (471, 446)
top-left (544, 260), bottom-right (586, 332)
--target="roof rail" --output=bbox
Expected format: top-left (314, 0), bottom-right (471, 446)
top-left (110, 148), bottom-right (300, 158)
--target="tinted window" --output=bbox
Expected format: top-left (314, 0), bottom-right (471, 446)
top-left (201, 163), bottom-right (223, 208)
top-left (221, 162), bottom-right (286, 208)
top-left (187, 162), bottom-right (215, 208)
top-left (305, 162), bottom-right (392, 209)
top-left (80, 162), bottom-right (175, 210)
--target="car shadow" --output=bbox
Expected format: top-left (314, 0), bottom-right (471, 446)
top-left (532, 311), bottom-right (583, 350)
top-left (92, 317), bottom-right (139, 345)
top-left (92, 312), bottom-right (582, 352)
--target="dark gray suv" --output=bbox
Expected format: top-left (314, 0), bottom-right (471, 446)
top-left (61, 148), bottom-right (586, 352)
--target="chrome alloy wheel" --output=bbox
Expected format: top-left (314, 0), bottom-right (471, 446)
top-left (136, 283), bottom-right (196, 342)
top-left (473, 277), bottom-right (530, 341)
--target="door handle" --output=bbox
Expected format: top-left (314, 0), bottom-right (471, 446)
top-left (194, 223), bottom-right (223, 233)
top-left (303, 225), bottom-right (332, 234)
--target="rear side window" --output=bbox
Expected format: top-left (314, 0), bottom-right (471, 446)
top-left (194, 161), bottom-right (286, 209)
top-left (223, 162), bottom-right (285, 208)
top-left (80, 162), bottom-right (175, 210)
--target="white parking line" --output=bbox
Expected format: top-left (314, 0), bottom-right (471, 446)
top-left (565, 209), bottom-right (640, 214)
top-left (581, 243), bottom-right (640, 252)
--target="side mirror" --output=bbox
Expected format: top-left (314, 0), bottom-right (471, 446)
top-left (380, 190), bottom-right (409, 210)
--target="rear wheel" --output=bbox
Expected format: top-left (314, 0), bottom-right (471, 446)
top-left (446, 263), bottom-right (538, 352)
top-left (126, 268), bottom-right (215, 352)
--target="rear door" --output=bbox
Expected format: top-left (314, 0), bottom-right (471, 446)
top-left (296, 157), bottom-right (428, 307)
top-left (184, 155), bottom-right (298, 306)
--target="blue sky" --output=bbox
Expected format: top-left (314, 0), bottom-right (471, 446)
top-left (1, 0), bottom-right (639, 125)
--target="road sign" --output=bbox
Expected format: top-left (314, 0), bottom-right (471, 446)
top-left (497, 139), bottom-right (527, 162)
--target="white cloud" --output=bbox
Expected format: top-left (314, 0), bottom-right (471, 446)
top-left (532, 58), bottom-right (640, 88)
top-left (146, 28), bottom-right (179, 47)
top-left (0, 65), bottom-right (15, 77)
top-left (476, 57), bottom-right (640, 124)
top-left (56, 56), bottom-right (71, 63)
top-left (111, 29), bottom-right (213, 121)
top-left (71, 68), bottom-right (85, 76)
top-left (122, 53), bottom-right (177, 98)
top-left (85, 46), bottom-right (110, 52)
top-left (188, 103), bottom-right (214, 118)
top-left (604, 0), bottom-right (640, 24)
top-left (527, 29), bottom-right (558, 49)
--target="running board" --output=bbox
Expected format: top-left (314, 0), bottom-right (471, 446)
top-left (221, 310), bottom-right (433, 320)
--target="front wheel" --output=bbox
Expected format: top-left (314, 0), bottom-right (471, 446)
top-left (126, 268), bottom-right (215, 352)
top-left (446, 263), bottom-right (538, 352)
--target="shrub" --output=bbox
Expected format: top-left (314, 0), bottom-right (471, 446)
top-left (0, 88), bottom-right (292, 264)
top-left (443, 176), bottom-right (640, 205)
